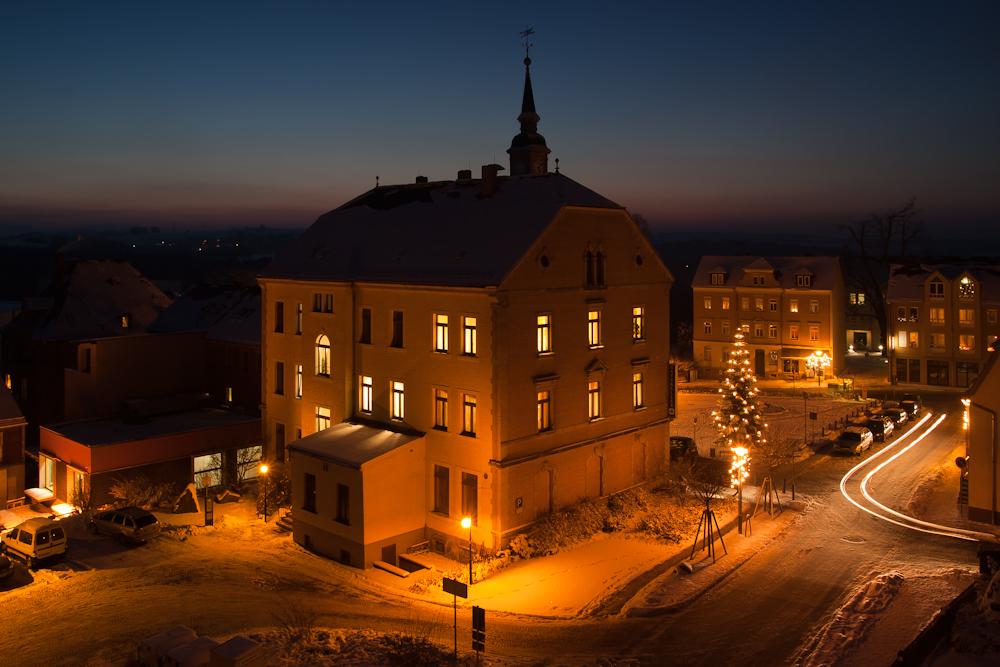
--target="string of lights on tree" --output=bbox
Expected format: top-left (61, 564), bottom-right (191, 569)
top-left (712, 330), bottom-right (768, 472)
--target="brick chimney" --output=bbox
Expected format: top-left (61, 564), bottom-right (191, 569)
top-left (481, 164), bottom-right (504, 197)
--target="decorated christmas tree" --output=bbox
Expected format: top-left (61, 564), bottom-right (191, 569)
top-left (712, 330), bottom-right (767, 455)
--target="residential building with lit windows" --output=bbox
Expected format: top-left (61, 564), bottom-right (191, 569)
top-left (845, 278), bottom-right (883, 353)
top-left (963, 347), bottom-right (1000, 525)
top-left (691, 256), bottom-right (844, 380)
top-left (886, 262), bottom-right (1000, 387)
top-left (259, 57), bottom-right (675, 569)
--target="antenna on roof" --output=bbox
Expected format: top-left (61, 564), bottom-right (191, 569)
top-left (520, 26), bottom-right (534, 60)
top-left (555, 158), bottom-right (559, 173)
top-left (375, 175), bottom-right (379, 188)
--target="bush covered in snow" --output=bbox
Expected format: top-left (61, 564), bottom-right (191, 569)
top-left (109, 476), bottom-right (180, 509)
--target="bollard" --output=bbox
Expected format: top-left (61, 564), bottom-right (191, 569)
top-left (783, 478), bottom-right (786, 493)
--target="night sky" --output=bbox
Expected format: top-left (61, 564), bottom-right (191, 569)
top-left (2, 2), bottom-right (998, 234)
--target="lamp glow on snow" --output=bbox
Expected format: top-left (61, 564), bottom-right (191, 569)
top-left (461, 516), bottom-right (473, 585)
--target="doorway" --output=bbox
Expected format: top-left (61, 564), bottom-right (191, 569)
top-left (755, 349), bottom-right (765, 376)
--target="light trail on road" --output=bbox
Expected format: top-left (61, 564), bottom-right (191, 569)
top-left (838, 412), bottom-right (990, 542)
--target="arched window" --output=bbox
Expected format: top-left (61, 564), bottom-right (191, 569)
top-left (315, 334), bottom-right (330, 377)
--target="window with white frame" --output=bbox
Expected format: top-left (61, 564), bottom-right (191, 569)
top-left (959, 309), bottom-right (974, 326)
top-left (769, 324), bottom-right (777, 339)
top-left (315, 406), bottom-right (331, 432)
top-left (537, 391), bottom-right (551, 431)
top-left (434, 314), bottom-right (449, 352)
top-left (463, 316), bottom-right (477, 355)
top-left (797, 275), bottom-right (811, 287)
top-left (741, 297), bottom-right (750, 311)
top-left (722, 297), bottom-right (730, 310)
top-left (588, 381), bottom-right (602, 420)
top-left (537, 315), bottom-right (552, 353)
top-left (704, 321), bottom-right (712, 335)
top-left (930, 333), bottom-right (945, 349)
top-left (434, 389), bottom-right (448, 429)
top-left (989, 309), bottom-right (998, 324)
top-left (704, 346), bottom-right (712, 363)
top-left (790, 300), bottom-right (798, 313)
top-left (588, 310), bottom-right (602, 347)
top-left (295, 365), bottom-right (303, 399)
top-left (789, 325), bottom-right (799, 341)
top-left (722, 321), bottom-right (730, 336)
top-left (462, 394), bottom-right (476, 436)
top-left (633, 373), bottom-right (644, 409)
top-left (703, 296), bottom-right (712, 310)
top-left (770, 299), bottom-right (778, 312)
top-left (810, 326), bottom-right (819, 341)
top-left (632, 306), bottom-right (644, 341)
top-left (930, 278), bottom-right (944, 299)
top-left (897, 331), bottom-right (907, 349)
top-left (909, 331), bottom-right (919, 348)
top-left (959, 335), bottom-right (975, 351)
top-left (360, 376), bottom-right (373, 413)
top-left (755, 323), bottom-right (763, 338)
top-left (315, 334), bottom-right (330, 376)
top-left (194, 453), bottom-right (223, 489)
top-left (391, 381), bottom-right (405, 420)
top-left (810, 300), bottom-right (819, 314)
top-left (755, 297), bottom-right (764, 312)
top-left (930, 308), bottom-right (945, 325)
top-left (959, 277), bottom-right (975, 298)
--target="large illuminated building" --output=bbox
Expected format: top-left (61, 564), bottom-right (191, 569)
top-left (258, 57), bottom-right (675, 567)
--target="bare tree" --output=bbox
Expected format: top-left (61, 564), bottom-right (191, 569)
top-left (840, 198), bottom-right (926, 353)
top-left (630, 211), bottom-right (653, 239)
top-left (687, 457), bottom-right (730, 512)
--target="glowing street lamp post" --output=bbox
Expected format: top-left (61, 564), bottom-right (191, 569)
top-left (260, 464), bottom-right (269, 523)
top-left (731, 446), bottom-right (749, 534)
top-left (461, 517), bottom-right (473, 585)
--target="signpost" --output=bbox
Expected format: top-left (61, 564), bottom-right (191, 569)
top-left (472, 605), bottom-right (486, 660)
top-left (443, 577), bottom-right (467, 665)
top-left (202, 476), bottom-right (213, 527)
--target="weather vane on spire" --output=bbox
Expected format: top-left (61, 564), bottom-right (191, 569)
top-left (520, 26), bottom-right (534, 61)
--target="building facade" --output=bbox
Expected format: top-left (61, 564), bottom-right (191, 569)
top-left (886, 263), bottom-right (1000, 388)
top-left (258, 59), bottom-right (675, 568)
top-left (0, 388), bottom-right (27, 509)
top-left (963, 348), bottom-right (1000, 525)
top-left (691, 256), bottom-right (845, 380)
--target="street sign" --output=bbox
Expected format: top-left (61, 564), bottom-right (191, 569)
top-left (472, 605), bottom-right (486, 652)
top-left (443, 577), bottom-right (468, 598)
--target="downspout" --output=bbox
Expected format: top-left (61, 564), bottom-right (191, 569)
top-left (971, 402), bottom-right (998, 524)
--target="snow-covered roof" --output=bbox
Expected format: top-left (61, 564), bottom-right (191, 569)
top-left (29, 260), bottom-right (172, 341)
top-left (42, 408), bottom-right (259, 447)
top-left (289, 421), bottom-right (422, 469)
top-left (692, 256), bottom-right (841, 290)
top-left (259, 172), bottom-right (622, 287)
top-left (887, 263), bottom-right (1000, 303)
top-left (149, 284), bottom-right (261, 347)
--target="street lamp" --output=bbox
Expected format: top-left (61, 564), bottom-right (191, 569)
top-left (730, 446), bottom-right (749, 534)
top-left (461, 517), bottom-right (473, 585)
top-left (806, 350), bottom-right (831, 385)
top-left (260, 464), bottom-right (269, 523)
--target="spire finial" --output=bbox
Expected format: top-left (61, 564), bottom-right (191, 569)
top-left (520, 26), bottom-right (534, 64)
top-left (507, 27), bottom-right (550, 175)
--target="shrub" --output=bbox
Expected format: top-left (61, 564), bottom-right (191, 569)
top-left (109, 476), bottom-right (179, 509)
top-left (256, 465), bottom-right (290, 517)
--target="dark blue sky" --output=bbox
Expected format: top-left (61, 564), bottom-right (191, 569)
top-left (1, 2), bottom-right (998, 234)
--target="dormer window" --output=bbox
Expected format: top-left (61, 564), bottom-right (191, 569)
top-left (959, 277), bottom-right (975, 298)
top-left (796, 275), bottom-right (811, 287)
top-left (752, 275), bottom-right (765, 286)
top-left (711, 272), bottom-right (724, 285)
top-left (930, 278), bottom-right (944, 299)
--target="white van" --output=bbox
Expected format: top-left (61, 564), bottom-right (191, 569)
top-left (0, 518), bottom-right (68, 568)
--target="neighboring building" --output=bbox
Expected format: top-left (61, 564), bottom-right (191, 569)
top-left (691, 256), bottom-right (845, 380)
top-left (0, 387), bottom-right (27, 509)
top-left (38, 284), bottom-right (264, 508)
top-left (258, 57), bottom-right (675, 568)
top-left (963, 347), bottom-right (1000, 525)
top-left (886, 262), bottom-right (1000, 387)
top-left (845, 278), bottom-right (883, 353)
top-left (1, 259), bottom-right (173, 442)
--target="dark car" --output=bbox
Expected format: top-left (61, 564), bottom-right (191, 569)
top-left (669, 436), bottom-right (696, 460)
top-left (0, 553), bottom-right (13, 580)
top-left (900, 400), bottom-right (920, 419)
top-left (89, 507), bottom-right (161, 546)
top-left (866, 415), bottom-right (895, 441)
top-left (902, 393), bottom-right (923, 411)
top-left (882, 407), bottom-right (908, 426)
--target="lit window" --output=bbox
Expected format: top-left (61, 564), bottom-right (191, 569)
top-left (959, 309), bottom-right (974, 326)
top-left (295, 365), bottom-right (302, 399)
top-left (360, 376), bottom-right (373, 413)
top-left (722, 321), bottom-right (730, 336)
top-left (810, 301), bottom-right (819, 315)
top-left (850, 292), bottom-right (866, 305)
top-left (959, 277), bottom-right (975, 298)
top-left (633, 373), bottom-right (644, 409)
top-left (315, 406), bottom-right (331, 432)
top-left (632, 306), bottom-right (644, 341)
top-left (463, 317), bottom-right (477, 355)
top-left (275, 302), bottom-right (284, 333)
top-left (930, 308), bottom-right (945, 325)
top-left (391, 381), bottom-right (405, 420)
top-left (722, 297), bottom-right (730, 310)
top-left (462, 394), bottom-right (476, 436)
top-left (435, 314), bottom-right (449, 352)
top-left (588, 381), bottom-right (602, 420)
top-left (588, 311), bottom-right (602, 347)
top-left (704, 321), bottom-right (712, 335)
top-left (315, 335), bottom-right (330, 376)
top-left (295, 304), bottom-right (303, 335)
top-left (434, 389), bottom-right (448, 429)
top-left (897, 331), bottom-right (907, 349)
top-left (789, 325), bottom-right (799, 341)
top-left (909, 332), bottom-right (919, 348)
top-left (769, 325), bottom-right (777, 339)
top-left (537, 315), bottom-right (552, 353)
top-left (360, 308), bottom-right (372, 344)
top-left (275, 362), bottom-right (284, 395)
top-left (755, 298), bottom-right (763, 312)
top-left (930, 279), bottom-right (944, 299)
top-left (537, 391), bottom-right (551, 431)
top-left (810, 326), bottom-right (819, 342)
top-left (959, 335), bottom-right (975, 351)
top-left (391, 311), bottom-right (403, 348)
top-left (741, 297), bottom-right (750, 311)
top-left (703, 296), bottom-right (712, 310)
top-left (790, 300), bottom-right (798, 313)
top-left (930, 333), bottom-right (945, 349)
top-left (226, 386), bottom-right (233, 402)
top-left (121, 313), bottom-right (131, 329)
top-left (769, 299), bottom-right (778, 312)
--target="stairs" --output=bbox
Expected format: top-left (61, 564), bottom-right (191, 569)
top-left (274, 510), bottom-right (293, 533)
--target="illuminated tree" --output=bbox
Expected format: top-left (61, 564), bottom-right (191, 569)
top-left (712, 330), bottom-right (767, 453)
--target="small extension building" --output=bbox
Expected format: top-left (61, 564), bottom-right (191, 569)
top-left (259, 57), bottom-right (675, 568)
top-left (963, 347), bottom-right (1000, 525)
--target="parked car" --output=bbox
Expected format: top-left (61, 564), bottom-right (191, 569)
top-left (866, 415), bottom-right (895, 442)
top-left (902, 393), bottom-right (923, 412)
top-left (669, 436), bottom-right (696, 460)
top-left (900, 400), bottom-right (920, 419)
top-left (834, 426), bottom-right (874, 456)
top-left (0, 553), bottom-right (14, 580)
top-left (89, 507), bottom-right (161, 545)
top-left (0, 518), bottom-right (68, 568)
top-left (882, 407), bottom-right (908, 426)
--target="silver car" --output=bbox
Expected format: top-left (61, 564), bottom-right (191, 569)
top-left (89, 507), bottom-right (161, 546)
top-left (834, 426), bottom-right (874, 456)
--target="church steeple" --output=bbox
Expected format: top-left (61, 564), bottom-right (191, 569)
top-left (508, 30), bottom-right (550, 176)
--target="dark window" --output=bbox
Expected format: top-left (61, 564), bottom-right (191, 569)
top-left (596, 252), bottom-right (605, 286)
top-left (909, 358), bottom-right (920, 383)
top-left (462, 472), bottom-right (478, 526)
top-left (275, 423), bottom-right (286, 462)
top-left (391, 311), bottom-right (403, 348)
top-left (325, 294), bottom-right (334, 313)
top-left (336, 483), bottom-right (350, 525)
top-left (927, 360), bottom-right (950, 386)
top-left (275, 362), bottom-right (284, 395)
top-left (360, 308), bottom-right (372, 344)
top-left (242, 350), bottom-right (249, 371)
top-left (313, 294), bottom-right (322, 312)
top-left (433, 465), bottom-right (449, 515)
top-left (83, 348), bottom-right (91, 373)
top-left (19, 530), bottom-right (31, 545)
top-left (112, 514), bottom-right (125, 526)
top-left (296, 304), bottom-right (303, 335)
top-left (956, 362), bottom-right (979, 388)
top-left (275, 302), bottom-right (284, 333)
top-left (303, 473), bottom-right (316, 513)
top-left (586, 251), bottom-right (595, 285)
top-left (36, 530), bottom-right (50, 546)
